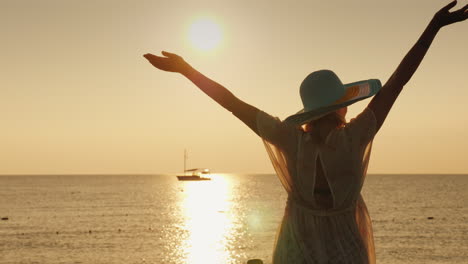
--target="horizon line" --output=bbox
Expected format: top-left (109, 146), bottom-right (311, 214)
top-left (1, 173), bottom-right (468, 176)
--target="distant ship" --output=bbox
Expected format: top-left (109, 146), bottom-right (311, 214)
top-left (176, 150), bottom-right (212, 181)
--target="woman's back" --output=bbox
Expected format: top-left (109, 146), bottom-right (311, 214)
top-left (257, 107), bottom-right (377, 264)
top-left (313, 157), bottom-right (334, 210)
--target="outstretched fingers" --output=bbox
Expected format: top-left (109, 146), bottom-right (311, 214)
top-left (434, 1), bottom-right (468, 26)
top-left (460, 3), bottom-right (468, 14)
top-left (453, 3), bottom-right (468, 21)
top-left (144, 53), bottom-right (162, 60)
top-left (162, 51), bottom-right (179, 58)
top-left (143, 51), bottom-right (180, 60)
top-left (143, 51), bottom-right (186, 73)
top-left (440, 0), bottom-right (458, 13)
top-left (143, 53), bottom-right (167, 67)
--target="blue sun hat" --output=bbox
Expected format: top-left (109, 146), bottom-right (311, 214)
top-left (284, 70), bottom-right (382, 125)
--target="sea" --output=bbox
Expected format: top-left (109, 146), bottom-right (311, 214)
top-left (0, 174), bottom-right (467, 264)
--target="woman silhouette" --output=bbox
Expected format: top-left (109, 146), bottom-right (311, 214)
top-left (144, 1), bottom-right (467, 263)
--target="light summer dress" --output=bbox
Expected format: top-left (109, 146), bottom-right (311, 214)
top-left (256, 107), bottom-right (377, 264)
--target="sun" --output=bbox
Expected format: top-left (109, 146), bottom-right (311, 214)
top-left (188, 18), bottom-right (222, 51)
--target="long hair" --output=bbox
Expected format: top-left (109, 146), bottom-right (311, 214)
top-left (303, 112), bottom-right (345, 144)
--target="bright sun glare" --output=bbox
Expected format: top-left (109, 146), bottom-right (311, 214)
top-left (188, 18), bottom-right (222, 51)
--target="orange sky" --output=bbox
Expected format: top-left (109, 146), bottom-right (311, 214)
top-left (1, 0), bottom-right (467, 174)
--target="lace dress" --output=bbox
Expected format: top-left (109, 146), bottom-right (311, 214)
top-left (256, 107), bottom-right (377, 264)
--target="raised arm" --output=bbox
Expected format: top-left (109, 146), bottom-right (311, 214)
top-left (143, 51), bottom-right (260, 133)
top-left (368, 0), bottom-right (468, 132)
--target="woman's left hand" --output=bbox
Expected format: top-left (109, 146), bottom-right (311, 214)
top-left (143, 51), bottom-right (190, 74)
top-left (433, 0), bottom-right (468, 28)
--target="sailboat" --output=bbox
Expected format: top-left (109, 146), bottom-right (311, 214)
top-left (176, 149), bottom-right (212, 181)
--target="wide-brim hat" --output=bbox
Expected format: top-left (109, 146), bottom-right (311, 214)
top-left (284, 70), bottom-right (382, 125)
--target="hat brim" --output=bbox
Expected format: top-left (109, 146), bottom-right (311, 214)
top-left (284, 79), bottom-right (382, 125)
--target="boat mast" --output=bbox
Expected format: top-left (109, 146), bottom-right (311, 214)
top-left (184, 149), bottom-right (187, 176)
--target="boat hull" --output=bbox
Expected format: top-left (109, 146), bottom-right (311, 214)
top-left (177, 176), bottom-right (211, 181)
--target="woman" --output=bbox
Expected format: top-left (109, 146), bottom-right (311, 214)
top-left (144, 1), bottom-right (467, 263)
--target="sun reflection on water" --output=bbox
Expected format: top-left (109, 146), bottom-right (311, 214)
top-left (179, 175), bottom-right (235, 264)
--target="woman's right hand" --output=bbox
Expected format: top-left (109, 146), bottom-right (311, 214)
top-left (433, 0), bottom-right (468, 28)
top-left (143, 51), bottom-right (190, 73)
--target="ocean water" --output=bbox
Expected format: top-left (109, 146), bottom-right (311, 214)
top-left (0, 174), bottom-right (467, 264)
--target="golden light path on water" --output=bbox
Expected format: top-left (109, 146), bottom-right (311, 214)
top-left (179, 174), bottom-right (236, 264)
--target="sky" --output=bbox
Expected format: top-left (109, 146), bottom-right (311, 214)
top-left (1, 0), bottom-right (467, 175)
